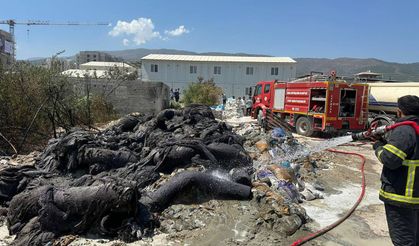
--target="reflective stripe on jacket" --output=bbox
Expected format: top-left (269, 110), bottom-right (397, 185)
top-left (374, 115), bottom-right (419, 207)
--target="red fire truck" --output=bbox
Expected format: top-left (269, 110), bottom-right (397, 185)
top-left (251, 75), bottom-right (369, 136)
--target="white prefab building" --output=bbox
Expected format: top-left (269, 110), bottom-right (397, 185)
top-left (80, 61), bottom-right (136, 73)
top-left (141, 54), bottom-right (297, 97)
top-left (62, 61), bottom-right (137, 79)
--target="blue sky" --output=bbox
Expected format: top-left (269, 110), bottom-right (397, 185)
top-left (2, 0), bottom-right (419, 63)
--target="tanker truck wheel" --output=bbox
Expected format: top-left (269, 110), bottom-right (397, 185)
top-left (296, 116), bottom-right (314, 137)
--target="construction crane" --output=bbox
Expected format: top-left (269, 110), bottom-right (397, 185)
top-left (0, 19), bottom-right (110, 60)
top-left (52, 50), bottom-right (66, 59)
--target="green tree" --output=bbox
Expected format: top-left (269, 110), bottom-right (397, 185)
top-left (182, 77), bottom-right (223, 106)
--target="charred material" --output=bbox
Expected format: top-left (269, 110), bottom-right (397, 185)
top-left (142, 171), bottom-right (252, 212)
top-left (0, 105), bottom-right (253, 245)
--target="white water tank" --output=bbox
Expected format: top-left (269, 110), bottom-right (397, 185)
top-left (369, 82), bottom-right (419, 113)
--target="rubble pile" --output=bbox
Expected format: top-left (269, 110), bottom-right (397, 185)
top-left (223, 98), bottom-right (244, 119)
top-left (0, 104), bottom-right (254, 245)
top-left (225, 105), bottom-right (323, 236)
top-left (229, 123), bottom-right (308, 235)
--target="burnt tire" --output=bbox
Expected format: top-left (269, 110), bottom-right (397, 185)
top-left (295, 116), bottom-right (314, 137)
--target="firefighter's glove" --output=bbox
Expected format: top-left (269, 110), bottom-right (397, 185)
top-left (372, 139), bottom-right (386, 150)
top-left (368, 134), bottom-right (387, 143)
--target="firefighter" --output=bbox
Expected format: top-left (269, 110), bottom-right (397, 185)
top-left (245, 96), bottom-right (252, 116)
top-left (373, 95), bottom-right (419, 246)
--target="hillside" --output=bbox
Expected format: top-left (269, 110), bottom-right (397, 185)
top-left (108, 49), bottom-right (419, 81)
top-left (27, 48), bottom-right (419, 81)
top-left (106, 48), bottom-right (268, 61)
top-left (295, 58), bottom-right (419, 81)
top-left (103, 49), bottom-right (419, 81)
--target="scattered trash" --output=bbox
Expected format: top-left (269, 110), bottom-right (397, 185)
top-left (313, 181), bottom-right (326, 191)
top-left (210, 104), bottom-right (225, 111)
top-left (255, 140), bottom-right (269, 153)
top-left (272, 127), bottom-right (286, 139)
top-left (279, 161), bottom-right (291, 168)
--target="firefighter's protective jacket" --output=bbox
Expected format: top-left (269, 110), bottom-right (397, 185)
top-left (374, 115), bottom-right (419, 207)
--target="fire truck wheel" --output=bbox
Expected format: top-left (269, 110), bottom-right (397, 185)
top-left (296, 116), bottom-right (314, 137)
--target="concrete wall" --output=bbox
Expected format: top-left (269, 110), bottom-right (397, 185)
top-left (71, 78), bottom-right (170, 115)
top-left (141, 60), bottom-right (297, 97)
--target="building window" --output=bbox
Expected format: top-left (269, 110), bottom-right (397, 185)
top-left (246, 67), bottom-right (254, 75)
top-left (151, 64), bottom-right (158, 73)
top-left (190, 65), bottom-right (197, 74)
top-left (271, 67), bottom-right (279, 76)
top-left (214, 66), bottom-right (221, 75)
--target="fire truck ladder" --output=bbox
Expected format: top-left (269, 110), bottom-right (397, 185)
top-left (359, 86), bottom-right (369, 125)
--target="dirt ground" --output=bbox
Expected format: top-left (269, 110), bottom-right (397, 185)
top-left (291, 135), bottom-right (392, 246)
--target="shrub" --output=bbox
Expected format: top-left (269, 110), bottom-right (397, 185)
top-left (169, 100), bottom-right (182, 109)
top-left (0, 62), bottom-right (116, 154)
top-left (74, 95), bottom-right (116, 124)
top-left (182, 78), bottom-right (223, 106)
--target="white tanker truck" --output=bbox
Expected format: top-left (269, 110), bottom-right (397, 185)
top-left (368, 82), bottom-right (419, 124)
top-left (369, 82), bottom-right (419, 113)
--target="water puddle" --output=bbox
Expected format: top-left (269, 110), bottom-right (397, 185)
top-left (301, 184), bottom-right (391, 245)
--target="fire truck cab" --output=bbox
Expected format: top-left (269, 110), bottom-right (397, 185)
top-left (251, 76), bottom-right (369, 136)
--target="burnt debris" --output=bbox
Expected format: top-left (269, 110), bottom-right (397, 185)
top-left (0, 104), bottom-right (253, 245)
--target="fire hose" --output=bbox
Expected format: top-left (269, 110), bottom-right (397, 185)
top-left (291, 148), bottom-right (366, 246)
top-left (292, 120), bottom-right (419, 245)
top-left (352, 120), bottom-right (419, 141)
